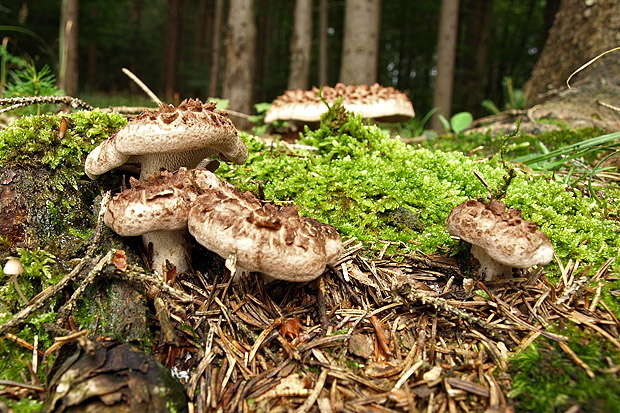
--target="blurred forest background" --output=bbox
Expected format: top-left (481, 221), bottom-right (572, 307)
top-left (0, 0), bottom-right (612, 126)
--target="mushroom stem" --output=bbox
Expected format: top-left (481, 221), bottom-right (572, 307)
top-left (142, 229), bottom-right (191, 276)
top-left (470, 244), bottom-right (512, 282)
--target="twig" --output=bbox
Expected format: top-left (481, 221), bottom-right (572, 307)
top-left (294, 369), bottom-right (327, 413)
top-left (558, 341), bottom-right (595, 379)
top-left (0, 95), bottom-right (93, 113)
top-left (0, 380), bottom-right (45, 392)
top-left (566, 47), bottom-right (620, 88)
top-left (122, 67), bottom-right (162, 104)
top-left (55, 250), bottom-right (112, 325)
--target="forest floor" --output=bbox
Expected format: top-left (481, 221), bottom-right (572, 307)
top-left (0, 98), bottom-right (619, 412)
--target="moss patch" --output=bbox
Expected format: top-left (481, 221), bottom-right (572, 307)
top-left (509, 327), bottom-right (620, 412)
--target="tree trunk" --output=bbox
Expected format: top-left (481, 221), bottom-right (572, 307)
top-left (208, 0), bottom-right (224, 98)
top-left (222, 0), bottom-right (256, 126)
top-left (287, 0), bottom-right (313, 90)
top-left (523, 0), bottom-right (620, 131)
top-left (163, 0), bottom-right (181, 103)
top-left (193, 0), bottom-right (209, 73)
top-left (461, 0), bottom-right (493, 115)
top-left (59, 0), bottom-right (78, 96)
top-left (87, 6), bottom-right (98, 91)
top-left (431, 0), bottom-right (460, 131)
top-left (339, 0), bottom-right (381, 85)
top-left (318, 0), bottom-right (328, 86)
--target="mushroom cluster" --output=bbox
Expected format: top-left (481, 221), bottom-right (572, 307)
top-left (102, 168), bottom-right (343, 281)
top-left (264, 83), bottom-right (415, 124)
top-left (446, 199), bottom-right (554, 282)
top-left (86, 99), bottom-right (342, 280)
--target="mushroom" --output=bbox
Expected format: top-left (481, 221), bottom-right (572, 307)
top-left (446, 199), bottom-right (554, 282)
top-left (264, 83), bottom-right (415, 124)
top-left (85, 98), bottom-right (248, 181)
top-left (187, 169), bottom-right (343, 282)
top-left (103, 168), bottom-right (208, 274)
top-left (3, 258), bottom-right (27, 304)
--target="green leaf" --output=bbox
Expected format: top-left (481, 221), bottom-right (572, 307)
top-left (450, 112), bottom-right (473, 134)
top-left (437, 114), bottom-right (451, 131)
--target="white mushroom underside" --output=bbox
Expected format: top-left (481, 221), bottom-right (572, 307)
top-left (264, 99), bottom-right (414, 123)
top-left (134, 148), bottom-right (217, 180)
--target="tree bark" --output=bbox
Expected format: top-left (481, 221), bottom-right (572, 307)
top-left (222, 0), bottom-right (256, 125)
top-left (461, 0), bottom-right (493, 115)
top-left (339, 0), bottom-right (381, 85)
top-left (318, 0), bottom-right (328, 86)
top-left (87, 6), bottom-right (98, 91)
top-left (208, 0), bottom-right (224, 98)
top-left (163, 0), bottom-right (181, 103)
top-left (59, 0), bottom-right (78, 96)
top-left (523, 0), bottom-right (620, 131)
top-left (287, 0), bottom-right (313, 90)
top-left (431, 0), bottom-right (459, 131)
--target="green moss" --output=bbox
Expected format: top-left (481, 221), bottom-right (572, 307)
top-left (509, 327), bottom-right (620, 412)
top-left (419, 127), bottom-right (604, 161)
top-left (0, 396), bottom-right (43, 413)
top-left (0, 311), bottom-right (55, 384)
top-left (220, 115), bottom-right (618, 274)
top-left (0, 110), bottom-right (127, 171)
top-left (0, 111), bottom-right (127, 258)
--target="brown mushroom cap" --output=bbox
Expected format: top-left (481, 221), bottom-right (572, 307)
top-left (104, 169), bottom-right (201, 236)
top-left (446, 199), bottom-right (554, 278)
top-left (103, 168), bottom-right (209, 274)
top-left (85, 99), bottom-right (248, 180)
top-left (264, 83), bottom-right (415, 123)
top-left (187, 170), bottom-right (343, 282)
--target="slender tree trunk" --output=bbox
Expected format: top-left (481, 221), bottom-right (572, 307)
top-left (222, 0), bottom-right (256, 125)
top-left (193, 0), bottom-right (208, 72)
top-left (208, 0), bottom-right (224, 97)
top-left (87, 6), bottom-right (98, 91)
top-left (318, 0), bottom-right (328, 86)
top-left (431, 0), bottom-right (460, 131)
top-left (287, 0), bottom-right (313, 90)
top-left (59, 0), bottom-right (78, 96)
top-left (339, 0), bottom-right (381, 85)
top-left (462, 0), bottom-right (493, 115)
top-left (163, 0), bottom-right (181, 103)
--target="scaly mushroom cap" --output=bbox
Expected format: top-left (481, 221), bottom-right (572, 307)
top-left (446, 199), bottom-right (554, 269)
top-left (187, 170), bottom-right (343, 282)
top-left (104, 168), bottom-right (201, 236)
top-left (264, 83), bottom-right (415, 123)
top-left (85, 98), bottom-right (248, 179)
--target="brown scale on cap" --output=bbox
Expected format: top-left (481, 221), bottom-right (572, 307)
top-left (188, 169), bottom-right (343, 282)
top-left (264, 83), bottom-right (415, 124)
top-left (446, 199), bottom-right (554, 282)
top-left (85, 98), bottom-right (248, 181)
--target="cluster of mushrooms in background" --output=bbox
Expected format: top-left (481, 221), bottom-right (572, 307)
top-left (81, 90), bottom-right (554, 284)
